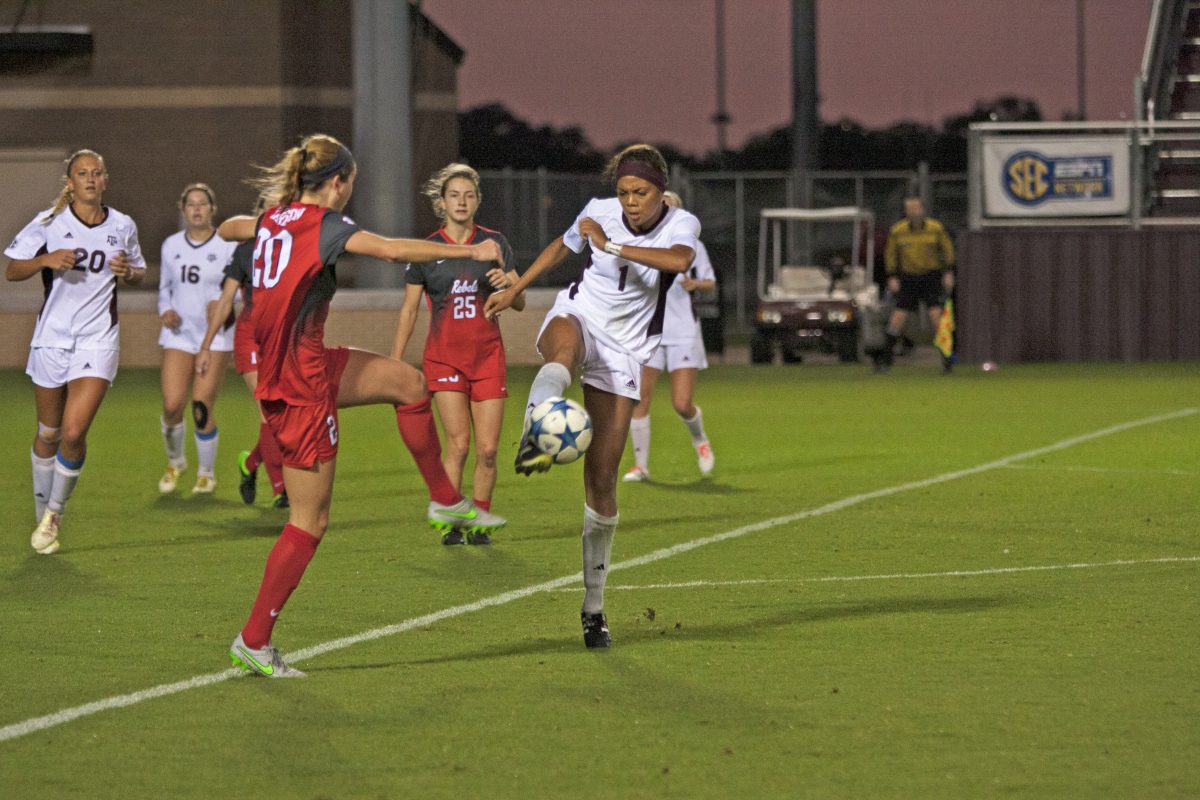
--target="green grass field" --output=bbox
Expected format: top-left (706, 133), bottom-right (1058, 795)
top-left (1, 360), bottom-right (1197, 798)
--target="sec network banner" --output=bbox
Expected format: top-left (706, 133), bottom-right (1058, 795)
top-left (982, 136), bottom-right (1130, 218)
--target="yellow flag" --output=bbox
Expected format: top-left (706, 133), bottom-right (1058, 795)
top-left (934, 298), bottom-right (955, 358)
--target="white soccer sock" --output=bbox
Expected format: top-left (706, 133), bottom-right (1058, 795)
top-left (581, 504), bottom-right (618, 614)
top-left (629, 415), bottom-right (651, 470)
top-left (195, 427), bottom-right (219, 478)
top-left (48, 453), bottom-right (84, 515)
top-left (161, 416), bottom-right (187, 469)
top-left (31, 449), bottom-right (55, 522)
top-left (525, 362), bottom-right (573, 428)
top-left (680, 405), bottom-right (709, 445)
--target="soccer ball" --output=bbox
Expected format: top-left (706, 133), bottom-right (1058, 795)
top-left (528, 396), bottom-right (592, 464)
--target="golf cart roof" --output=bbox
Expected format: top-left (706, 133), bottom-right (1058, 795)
top-left (760, 207), bottom-right (875, 223)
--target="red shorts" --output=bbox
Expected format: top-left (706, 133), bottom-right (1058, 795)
top-left (233, 316), bottom-right (258, 375)
top-left (261, 346), bottom-right (351, 469)
top-left (424, 356), bottom-right (507, 402)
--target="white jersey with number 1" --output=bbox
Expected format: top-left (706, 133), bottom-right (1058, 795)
top-left (158, 230), bottom-right (238, 352)
top-left (4, 205), bottom-right (146, 351)
top-left (560, 197), bottom-right (701, 363)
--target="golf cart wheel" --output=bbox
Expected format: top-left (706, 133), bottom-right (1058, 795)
top-left (750, 332), bottom-right (774, 364)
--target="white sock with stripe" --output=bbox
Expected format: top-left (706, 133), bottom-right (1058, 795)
top-left (582, 504), bottom-right (618, 614)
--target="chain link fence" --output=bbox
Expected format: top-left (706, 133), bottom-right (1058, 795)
top-left (477, 167), bottom-right (967, 336)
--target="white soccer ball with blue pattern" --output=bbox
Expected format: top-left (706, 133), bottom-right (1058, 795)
top-left (529, 396), bottom-right (592, 464)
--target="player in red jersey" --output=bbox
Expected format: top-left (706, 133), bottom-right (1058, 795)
top-left (391, 164), bottom-right (525, 545)
top-left (197, 134), bottom-right (506, 677)
top-left (197, 196), bottom-right (288, 509)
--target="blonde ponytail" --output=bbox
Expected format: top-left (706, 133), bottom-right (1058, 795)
top-left (248, 134), bottom-right (353, 207)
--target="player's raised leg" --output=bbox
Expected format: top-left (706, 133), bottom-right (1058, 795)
top-left (335, 348), bottom-right (505, 534)
top-left (518, 315), bottom-right (584, 474)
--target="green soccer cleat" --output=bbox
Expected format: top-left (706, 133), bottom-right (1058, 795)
top-left (229, 633), bottom-right (306, 678)
top-left (237, 450), bottom-right (257, 505)
top-left (426, 498), bottom-right (506, 535)
top-left (514, 438), bottom-right (552, 476)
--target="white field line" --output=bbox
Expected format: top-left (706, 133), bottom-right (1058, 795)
top-left (1002, 463), bottom-right (1200, 477)
top-left (1, 407), bottom-right (1195, 744)
top-left (547, 556), bottom-right (1200, 592)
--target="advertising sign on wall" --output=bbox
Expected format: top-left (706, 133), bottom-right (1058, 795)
top-left (982, 136), bottom-right (1130, 217)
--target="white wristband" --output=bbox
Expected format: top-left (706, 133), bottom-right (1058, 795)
top-left (603, 241), bottom-right (623, 258)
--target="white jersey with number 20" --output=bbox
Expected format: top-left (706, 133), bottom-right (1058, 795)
top-left (5, 205), bottom-right (146, 351)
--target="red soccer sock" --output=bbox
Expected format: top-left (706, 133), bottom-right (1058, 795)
top-left (473, 498), bottom-right (491, 511)
top-left (244, 444), bottom-right (262, 473)
top-left (395, 397), bottom-right (460, 506)
top-left (258, 421), bottom-right (286, 494)
top-left (241, 523), bottom-right (320, 648)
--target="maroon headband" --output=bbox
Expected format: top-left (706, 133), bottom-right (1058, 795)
top-left (615, 160), bottom-right (667, 191)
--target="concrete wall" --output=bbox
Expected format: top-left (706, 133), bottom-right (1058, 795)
top-left (0, 288), bottom-right (558, 370)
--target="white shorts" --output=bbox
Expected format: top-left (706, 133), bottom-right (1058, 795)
top-left (537, 298), bottom-right (643, 402)
top-left (27, 346), bottom-right (119, 387)
top-left (646, 336), bottom-right (708, 373)
top-left (159, 318), bottom-right (233, 354)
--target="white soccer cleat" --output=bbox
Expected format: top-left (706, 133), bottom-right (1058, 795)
top-left (31, 509), bottom-right (61, 555)
top-left (695, 441), bottom-right (715, 476)
top-left (229, 633), bottom-right (306, 678)
top-left (192, 475), bottom-right (216, 495)
top-left (427, 498), bottom-right (507, 534)
top-left (622, 465), bottom-right (649, 482)
top-left (158, 464), bottom-right (185, 494)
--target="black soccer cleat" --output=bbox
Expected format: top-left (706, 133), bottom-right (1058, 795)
top-left (466, 529), bottom-right (492, 546)
top-left (581, 611), bottom-right (611, 649)
top-left (441, 528), bottom-right (466, 546)
top-left (273, 490), bottom-right (289, 509)
top-left (237, 450), bottom-right (257, 505)
top-left (514, 439), bottom-right (553, 476)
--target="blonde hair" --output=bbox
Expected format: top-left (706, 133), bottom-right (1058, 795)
top-left (662, 190), bottom-right (684, 209)
top-left (601, 143), bottom-right (668, 187)
top-left (178, 182), bottom-right (216, 211)
top-left (45, 149), bottom-right (105, 220)
top-left (247, 133), bottom-right (355, 206)
top-left (422, 163), bottom-right (481, 221)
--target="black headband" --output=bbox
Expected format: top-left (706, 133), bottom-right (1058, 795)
top-left (301, 145), bottom-right (354, 188)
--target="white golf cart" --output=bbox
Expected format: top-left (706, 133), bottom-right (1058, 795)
top-left (752, 207), bottom-right (881, 363)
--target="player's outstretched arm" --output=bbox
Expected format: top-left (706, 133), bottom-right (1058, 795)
top-left (217, 216), bottom-right (258, 243)
top-left (484, 237), bottom-right (570, 319)
top-left (578, 217), bottom-right (694, 274)
top-left (345, 231), bottom-right (502, 267)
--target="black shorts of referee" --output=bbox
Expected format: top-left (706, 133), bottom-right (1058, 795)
top-left (894, 270), bottom-right (946, 312)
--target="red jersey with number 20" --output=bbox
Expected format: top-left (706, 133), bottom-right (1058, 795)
top-left (249, 203), bottom-right (359, 406)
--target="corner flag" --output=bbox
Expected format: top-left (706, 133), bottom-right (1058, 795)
top-left (934, 298), bottom-right (955, 359)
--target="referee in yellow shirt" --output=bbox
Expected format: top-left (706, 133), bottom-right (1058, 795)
top-left (873, 196), bottom-right (956, 373)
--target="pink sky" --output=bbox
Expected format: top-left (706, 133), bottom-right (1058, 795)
top-left (421, 0), bottom-right (1153, 154)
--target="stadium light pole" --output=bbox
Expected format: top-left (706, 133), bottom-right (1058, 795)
top-left (1076, 0), bottom-right (1087, 119)
top-left (352, 0), bottom-right (413, 288)
top-left (712, 0), bottom-right (732, 154)
top-left (791, 0), bottom-right (818, 262)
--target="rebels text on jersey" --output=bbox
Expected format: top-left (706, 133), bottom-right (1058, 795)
top-left (404, 225), bottom-right (515, 371)
top-left (561, 198), bottom-right (700, 363)
top-left (158, 230), bottom-right (237, 341)
top-left (659, 239), bottom-right (716, 347)
top-left (5, 205), bottom-right (146, 351)
top-left (248, 203), bottom-right (359, 406)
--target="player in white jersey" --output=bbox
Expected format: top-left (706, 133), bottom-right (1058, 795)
top-left (624, 191), bottom-right (717, 482)
top-left (3, 149), bottom-right (146, 554)
top-left (156, 183), bottom-right (237, 495)
top-left (484, 144), bottom-right (698, 649)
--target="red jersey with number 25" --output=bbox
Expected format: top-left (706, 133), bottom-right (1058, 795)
top-left (249, 202), bottom-right (359, 406)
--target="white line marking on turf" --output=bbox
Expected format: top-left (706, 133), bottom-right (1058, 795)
top-left (1, 407), bottom-right (1195, 744)
top-left (547, 556), bottom-right (1200, 592)
top-left (1002, 463), bottom-right (1199, 477)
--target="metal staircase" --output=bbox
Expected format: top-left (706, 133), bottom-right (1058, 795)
top-left (1140, 0), bottom-right (1200, 218)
